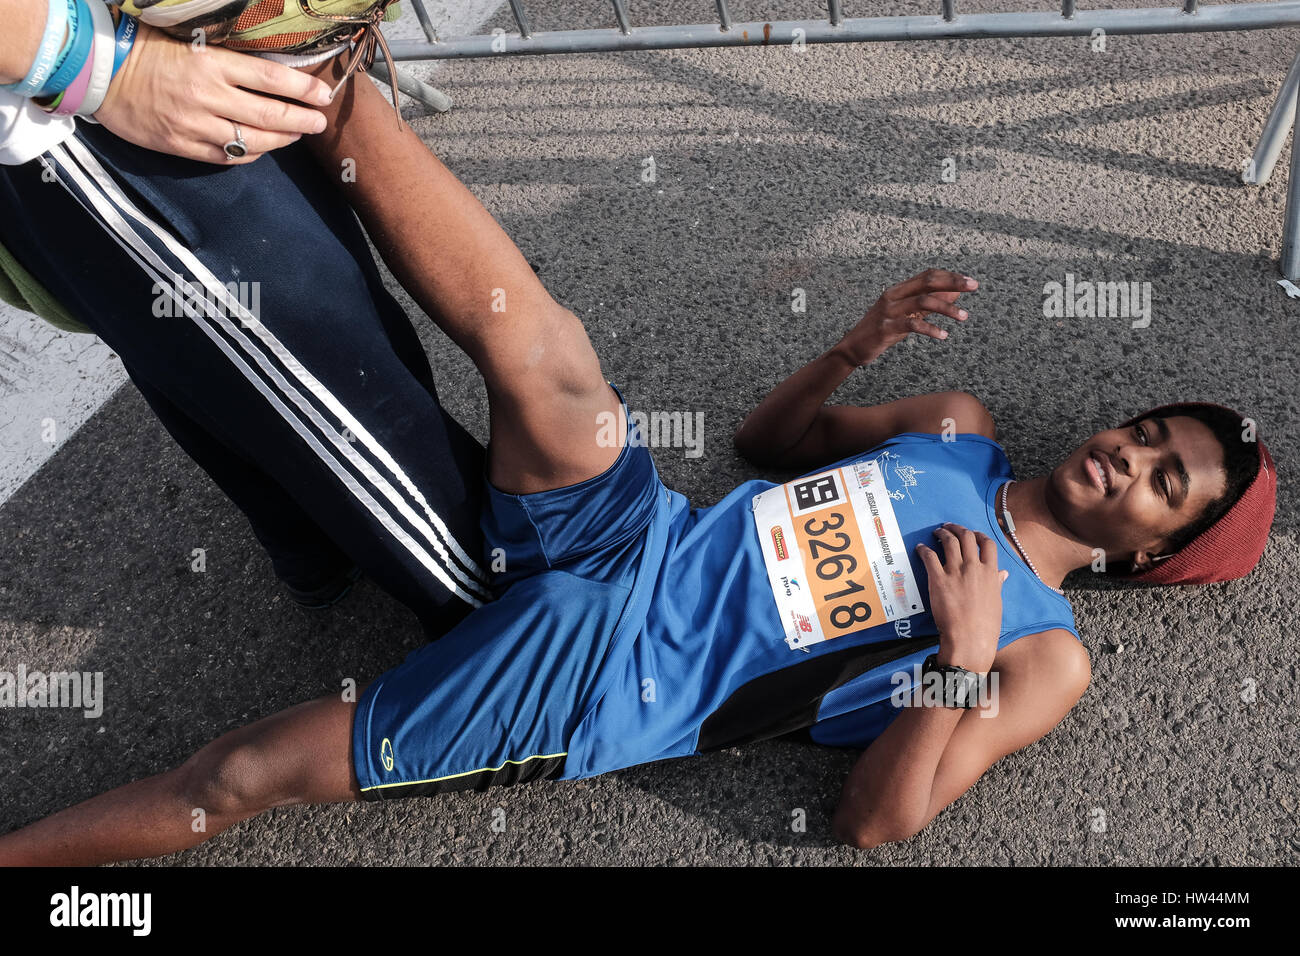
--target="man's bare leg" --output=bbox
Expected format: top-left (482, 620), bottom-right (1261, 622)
top-left (305, 61), bottom-right (624, 495)
top-left (0, 68), bottom-right (633, 867)
top-left (0, 696), bottom-right (359, 866)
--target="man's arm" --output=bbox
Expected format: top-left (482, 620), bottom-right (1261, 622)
top-left (0, 0), bottom-right (46, 84)
top-left (733, 269), bottom-right (991, 472)
top-left (830, 522), bottom-right (1090, 849)
top-left (833, 627), bottom-right (1090, 849)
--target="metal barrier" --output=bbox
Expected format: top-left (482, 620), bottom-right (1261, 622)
top-left (377, 1), bottom-right (1300, 281)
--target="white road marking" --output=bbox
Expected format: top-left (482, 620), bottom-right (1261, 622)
top-left (0, 315), bottom-right (126, 501)
top-left (0, 0), bottom-right (502, 505)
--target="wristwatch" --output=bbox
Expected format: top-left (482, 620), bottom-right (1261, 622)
top-left (921, 654), bottom-right (983, 709)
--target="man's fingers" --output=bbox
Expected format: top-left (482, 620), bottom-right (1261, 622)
top-left (887, 268), bottom-right (978, 302)
top-left (223, 87), bottom-right (327, 137)
top-left (916, 542), bottom-right (943, 578)
top-left (190, 142), bottom-right (267, 165)
top-left (907, 315), bottom-right (948, 340)
top-left (976, 530), bottom-right (1001, 567)
top-left (161, 130), bottom-right (262, 166)
top-left (197, 118), bottom-right (302, 162)
top-left (897, 293), bottom-right (969, 324)
top-left (934, 525), bottom-right (963, 567)
top-left (221, 49), bottom-right (334, 107)
top-left (944, 522), bottom-right (979, 562)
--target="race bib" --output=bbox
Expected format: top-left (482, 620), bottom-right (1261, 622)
top-left (752, 459), bottom-right (925, 651)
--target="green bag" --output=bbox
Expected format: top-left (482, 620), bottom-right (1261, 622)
top-left (115, 0), bottom-right (403, 56)
top-left (0, 240), bottom-right (91, 334)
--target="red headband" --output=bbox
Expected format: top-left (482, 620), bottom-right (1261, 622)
top-left (1117, 403), bottom-right (1276, 585)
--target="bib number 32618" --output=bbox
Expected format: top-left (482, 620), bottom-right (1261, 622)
top-left (752, 459), bottom-right (924, 651)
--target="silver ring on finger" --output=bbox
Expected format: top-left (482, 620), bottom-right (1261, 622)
top-left (223, 123), bottom-right (248, 161)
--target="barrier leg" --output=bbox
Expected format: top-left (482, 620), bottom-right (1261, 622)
top-left (1246, 48), bottom-right (1300, 185)
top-left (408, 0), bottom-right (438, 43)
top-left (1280, 73), bottom-right (1300, 279)
top-left (368, 62), bottom-right (455, 113)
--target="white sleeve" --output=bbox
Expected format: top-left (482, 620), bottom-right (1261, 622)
top-left (0, 89), bottom-right (76, 165)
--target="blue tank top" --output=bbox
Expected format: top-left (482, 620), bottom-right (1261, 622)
top-left (562, 432), bottom-right (1079, 779)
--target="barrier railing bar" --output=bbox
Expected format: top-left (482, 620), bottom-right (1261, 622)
top-left (716, 0), bottom-right (733, 32)
top-left (612, 0), bottom-right (632, 34)
top-left (384, 4), bottom-right (1300, 60)
top-left (508, 0), bottom-right (532, 39)
top-left (408, 0), bottom-right (438, 43)
top-left (1246, 46), bottom-right (1300, 184)
top-left (383, 3), bottom-right (1300, 281)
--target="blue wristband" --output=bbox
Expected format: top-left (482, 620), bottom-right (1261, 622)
top-left (111, 13), bottom-right (138, 80)
top-left (36, 0), bottom-right (93, 99)
top-left (38, 0), bottom-right (81, 92)
top-left (2, 0), bottom-right (69, 97)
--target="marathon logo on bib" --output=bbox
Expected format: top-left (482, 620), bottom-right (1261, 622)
top-left (752, 460), bottom-right (924, 651)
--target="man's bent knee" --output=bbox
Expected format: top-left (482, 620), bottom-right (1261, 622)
top-left (483, 305), bottom-right (607, 401)
top-left (178, 736), bottom-right (291, 821)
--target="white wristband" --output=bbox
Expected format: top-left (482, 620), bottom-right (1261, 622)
top-left (77, 0), bottom-right (116, 117)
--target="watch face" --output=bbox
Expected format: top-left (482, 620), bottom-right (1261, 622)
top-left (953, 671), bottom-right (979, 707)
top-left (922, 658), bottom-right (983, 708)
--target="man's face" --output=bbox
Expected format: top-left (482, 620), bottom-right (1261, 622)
top-left (1046, 415), bottom-right (1228, 570)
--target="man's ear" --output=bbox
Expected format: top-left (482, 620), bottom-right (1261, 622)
top-left (1129, 550), bottom-right (1174, 574)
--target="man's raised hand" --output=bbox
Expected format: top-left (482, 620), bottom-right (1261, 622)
top-left (840, 269), bottom-right (978, 366)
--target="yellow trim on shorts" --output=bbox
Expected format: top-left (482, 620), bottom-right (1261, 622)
top-left (361, 751), bottom-right (569, 791)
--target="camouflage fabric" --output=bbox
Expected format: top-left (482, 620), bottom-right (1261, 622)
top-left (114, 0), bottom-right (403, 56)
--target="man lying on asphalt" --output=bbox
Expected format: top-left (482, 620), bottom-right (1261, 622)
top-left (0, 64), bottom-right (1276, 863)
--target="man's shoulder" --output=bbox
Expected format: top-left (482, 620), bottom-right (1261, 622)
top-left (999, 627), bottom-right (1091, 696)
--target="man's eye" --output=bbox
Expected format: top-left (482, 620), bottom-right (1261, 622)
top-left (1135, 424), bottom-right (1148, 445)
top-left (1157, 471), bottom-right (1170, 499)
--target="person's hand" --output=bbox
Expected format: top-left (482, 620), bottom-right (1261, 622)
top-left (838, 269), bottom-right (978, 366)
top-left (94, 22), bottom-right (334, 164)
top-left (916, 523), bottom-right (1007, 676)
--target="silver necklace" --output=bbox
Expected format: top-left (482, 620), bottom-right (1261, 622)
top-left (999, 480), bottom-right (1064, 596)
